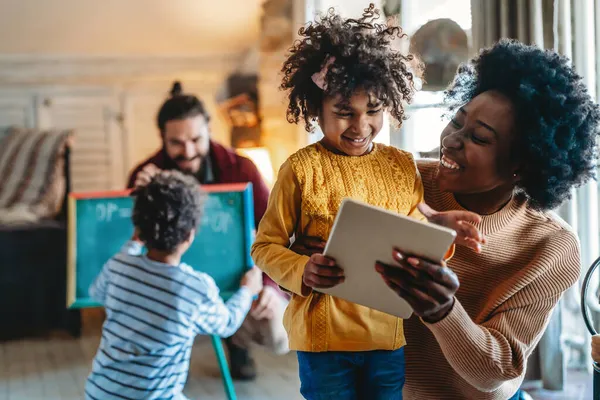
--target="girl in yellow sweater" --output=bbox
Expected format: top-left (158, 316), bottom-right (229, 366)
top-left (251, 4), bottom-right (483, 399)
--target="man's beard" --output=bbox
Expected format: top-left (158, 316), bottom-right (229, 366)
top-left (168, 152), bottom-right (202, 175)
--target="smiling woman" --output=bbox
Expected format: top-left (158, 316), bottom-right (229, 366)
top-left (376, 39), bottom-right (600, 399)
top-left (437, 90), bottom-right (520, 212)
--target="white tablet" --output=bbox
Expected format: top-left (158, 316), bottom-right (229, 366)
top-left (319, 198), bottom-right (456, 319)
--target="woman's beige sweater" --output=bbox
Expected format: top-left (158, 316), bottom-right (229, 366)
top-left (403, 161), bottom-right (581, 400)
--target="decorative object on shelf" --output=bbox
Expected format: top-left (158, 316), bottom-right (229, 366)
top-left (382, 0), bottom-right (401, 18)
top-left (260, 0), bottom-right (293, 52)
top-left (409, 18), bottom-right (469, 91)
top-left (219, 74), bottom-right (261, 149)
top-left (219, 73), bottom-right (274, 187)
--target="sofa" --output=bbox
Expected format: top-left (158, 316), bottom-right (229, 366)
top-left (0, 127), bottom-right (81, 339)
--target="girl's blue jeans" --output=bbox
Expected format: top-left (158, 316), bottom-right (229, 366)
top-left (297, 347), bottom-right (405, 400)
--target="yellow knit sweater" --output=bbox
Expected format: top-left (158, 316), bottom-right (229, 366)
top-left (251, 142), bottom-right (425, 352)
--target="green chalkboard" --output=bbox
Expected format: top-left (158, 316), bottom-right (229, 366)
top-left (67, 183), bottom-right (255, 308)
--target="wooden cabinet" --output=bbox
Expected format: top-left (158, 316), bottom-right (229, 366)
top-left (0, 90), bottom-right (36, 129)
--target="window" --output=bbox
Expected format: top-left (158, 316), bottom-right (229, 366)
top-left (389, 0), bottom-right (472, 157)
top-left (391, 91), bottom-right (446, 156)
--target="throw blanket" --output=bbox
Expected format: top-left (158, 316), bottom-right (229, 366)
top-left (0, 127), bottom-right (72, 224)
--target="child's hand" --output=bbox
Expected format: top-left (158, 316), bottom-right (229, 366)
top-left (131, 228), bottom-right (142, 243)
top-left (302, 254), bottom-right (344, 291)
top-left (241, 267), bottom-right (263, 296)
top-left (592, 335), bottom-right (600, 363)
top-left (417, 203), bottom-right (485, 253)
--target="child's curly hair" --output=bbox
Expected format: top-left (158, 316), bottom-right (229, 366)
top-left (445, 39), bottom-right (600, 211)
top-left (281, 3), bottom-right (418, 132)
top-left (132, 170), bottom-right (205, 253)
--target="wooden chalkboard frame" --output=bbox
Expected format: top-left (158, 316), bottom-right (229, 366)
top-left (66, 183), bottom-right (255, 308)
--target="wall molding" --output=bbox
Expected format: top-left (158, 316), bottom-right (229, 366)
top-left (0, 53), bottom-right (245, 85)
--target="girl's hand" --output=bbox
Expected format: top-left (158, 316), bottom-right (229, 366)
top-left (375, 249), bottom-right (459, 323)
top-left (290, 236), bottom-right (326, 257)
top-left (418, 203), bottom-right (485, 253)
top-left (302, 253), bottom-right (344, 292)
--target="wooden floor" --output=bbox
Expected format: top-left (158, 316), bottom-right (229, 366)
top-left (0, 310), bottom-right (593, 399)
top-left (524, 370), bottom-right (593, 400)
top-left (0, 310), bottom-right (302, 400)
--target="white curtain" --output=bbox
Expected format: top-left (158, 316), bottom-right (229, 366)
top-left (558, 0), bottom-right (600, 380)
top-left (470, 0), bottom-right (554, 52)
top-left (470, 0), bottom-right (600, 391)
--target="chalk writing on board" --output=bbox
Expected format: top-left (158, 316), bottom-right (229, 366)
top-left (199, 195), bottom-right (233, 234)
top-left (96, 203), bottom-right (131, 222)
top-left (95, 196), bottom-right (232, 233)
top-left (202, 211), bottom-right (232, 234)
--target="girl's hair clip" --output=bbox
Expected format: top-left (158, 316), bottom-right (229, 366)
top-left (311, 56), bottom-right (336, 90)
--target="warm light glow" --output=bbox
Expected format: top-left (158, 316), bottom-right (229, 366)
top-left (236, 147), bottom-right (274, 187)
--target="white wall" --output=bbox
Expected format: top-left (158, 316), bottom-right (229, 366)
top-left (0, 0), bottom-right (263, 56)
top-left (0, 0), bottom-right (262, 185)
top-left (307, 0), bottom-right (385, 19)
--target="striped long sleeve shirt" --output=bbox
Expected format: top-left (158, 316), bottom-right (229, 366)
top-left (85, 241), bottom-right (253, 400)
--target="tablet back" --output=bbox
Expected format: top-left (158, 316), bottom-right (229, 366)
top-left (320, 198), bottom-right (456, 318)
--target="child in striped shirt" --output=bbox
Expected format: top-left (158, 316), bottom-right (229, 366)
top-left (85, 170), bottom-right (263, 400)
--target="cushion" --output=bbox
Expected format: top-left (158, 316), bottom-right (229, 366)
top-left (0, 127), bottom-right (73, 224)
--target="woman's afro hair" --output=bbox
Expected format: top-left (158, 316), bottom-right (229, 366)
top-left (445, 39), bottom-right (600, 210)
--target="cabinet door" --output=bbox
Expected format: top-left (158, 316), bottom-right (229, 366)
top-left (124, 92), bottom-right (163, 173)
top-left (0, 91), bottom-right (36, 130)
top-left (41, 94), bottom-right (125, 192)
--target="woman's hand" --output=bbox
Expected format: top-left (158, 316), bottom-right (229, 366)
top-left (418, 203), bottom-right (485, 253)
top-left (375, 249), bottom-right (459, 323)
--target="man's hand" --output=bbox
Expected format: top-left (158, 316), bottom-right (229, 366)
top-left (418, 203), bottom-right (485, 253)
top-left (134, 163), bottom-right (161, 189)
top-left (250, 286), bottom-right (280, 321)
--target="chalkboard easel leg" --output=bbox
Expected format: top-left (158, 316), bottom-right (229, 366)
top-left (211, 335), bottom-right (237, 400)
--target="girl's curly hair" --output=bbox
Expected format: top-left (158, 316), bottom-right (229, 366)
top-left (281, 3), bottom-right (419, 132)
top-left (446, 39), bottom-right (600, 210)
